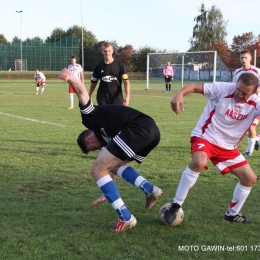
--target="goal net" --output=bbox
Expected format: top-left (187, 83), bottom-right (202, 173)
top-left (15, 59), bottom-right (28, 71)
top-left (146, 51), bottom-right (231, 90)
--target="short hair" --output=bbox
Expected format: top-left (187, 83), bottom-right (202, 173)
top-left (101, 42), bottom-right (114, 51)
top-left (77, 129), bottom-right (93, 154)
top-left (240, 49), bottom-right (251, 56)
top-left (71, 55), bottom-right (77, 59)
top-left (237, 73), bottom-right (259, 92)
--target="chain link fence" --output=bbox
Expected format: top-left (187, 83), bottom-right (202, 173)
top-left (0, 36), bottom-right (80, 71)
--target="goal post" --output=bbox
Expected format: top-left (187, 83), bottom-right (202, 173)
top-left (146, 51), bottom-right (229, 90)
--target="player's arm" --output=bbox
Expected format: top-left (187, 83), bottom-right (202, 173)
top-left (80, 71), bottom-right (84, 85)
top-left (171, 83), bottom-right (203, 115)
top-left (59, 68), bottom-right (89, 106)
top-left (88, 81), bottom-right (98, 99)
top-left (123, 79), bottom-right (130, 106)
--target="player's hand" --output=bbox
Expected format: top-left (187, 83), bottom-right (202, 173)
top-left (170, 92), bottom-right (184, 115)
top-left (59, 68), bottom-right (71, 82)
top-left (123, 96), bottom-right (130, 106)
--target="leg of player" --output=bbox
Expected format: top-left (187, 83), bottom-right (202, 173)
top-left (243, 122), bottom-right (259, 158)
top-left (91, 148), bottom-right (137, 232)
top-left (163, 151), bottom-right (206, 224)
top-left (91, 172), bottom-right (116, 207)
top-left (224, 164), bottom-right (257, 223)
top-left (35, 84), bottom-right (39, 95)
top-left (116, 165), bottom-right (163, 210)
top-left (68, 85), bottom-right (74, 109)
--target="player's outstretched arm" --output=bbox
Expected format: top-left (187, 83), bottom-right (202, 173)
top-left (59, 68), bottom-right (89, 106)
top-left (170, 83), bottom-right (203, 115)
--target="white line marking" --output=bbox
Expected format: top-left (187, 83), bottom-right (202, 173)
top-left (0, 112), bottom-right (67, 127)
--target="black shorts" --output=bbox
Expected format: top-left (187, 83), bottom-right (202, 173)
top-left (106, 116), bottom-right (160, 164)
top-left (165, 76), bottom-right (172, 83)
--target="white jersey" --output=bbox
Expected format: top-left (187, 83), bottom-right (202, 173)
top-left (191, 82), bottom-right (260, 150)
top-left (34, 72), bottom-right (46, 82)
top-left (68, 63), bottom-right (83, 79)
top-left (232, 65), bottom-right (260, 83)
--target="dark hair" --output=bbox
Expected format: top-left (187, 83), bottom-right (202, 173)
top-left (240, 49), bottom-right (251, 56)
top-left (77, 129), bottom-right (92, 154)
top-left (71, 55), bottom-right (77, 59)
top-left (237, 73), bottom-right (259, 92)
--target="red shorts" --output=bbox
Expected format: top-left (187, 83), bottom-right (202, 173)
top-left (69, 85), bottom-right (74, 93)
top-left (190, 136), bottom-right (247, 174)
top-left (37, 81), bottom-right (46, 86)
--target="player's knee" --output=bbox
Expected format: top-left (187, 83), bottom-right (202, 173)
top-left (240, 172), bottom-right (257, 187)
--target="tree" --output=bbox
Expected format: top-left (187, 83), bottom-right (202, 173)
top-left (46, 28), bottom-right (66, 43)
top-left (230, 32), bottom-right (257, 53)
top-left (0, 34), bottom-right (8, 45)
top-left (229, 32), bottom-right (258, 68)
top-left (116, 44), bottom-right (135, 71)
top-left (11, 36), bottom-right (21, 44)
top-left (190, 3), bottom-right (228, 50)
top-left (24, 37), bottom-right (44, 46)
top-left (203, 40), bottom-right (233, 68)
top-left (65, 25), bottom-right (98, 69)
top-left (132, 46), bottom-right (157, 72)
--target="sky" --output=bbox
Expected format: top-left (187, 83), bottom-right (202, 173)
top-left (0, 0), bottom-right (259, 52)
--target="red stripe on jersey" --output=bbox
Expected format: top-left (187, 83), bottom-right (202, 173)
top-left (247, 100), bottom-right (256, 107)
top-left (201, 108), bottom-right (215, 134)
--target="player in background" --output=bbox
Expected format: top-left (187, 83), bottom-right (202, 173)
top-left (89, 42), bottom-right (131, 206)
top-left (163, 62), bottom-right (174, 93)
top-left (232, 49), bottom-right (260, 158)
top-left (34, 69), bottom-right (46, 95)
top-left (88, 42), bottom-right (130, 106)
top-left (67, 56), bottom-right (84, 109)
top-left (59, 68), bottom-right (163, 232)
top-left (163, 73), bottom-right (259, 225)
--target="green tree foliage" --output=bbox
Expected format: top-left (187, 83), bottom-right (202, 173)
top-left (0, 34), bottom-right (8, 45)
top-left (24, 37), bottom-right (44, 46)
top-left (132, 46), bottom-right (157, 72)
top-left (11, 36), bottom-right (21, 44)
top-left (46, 28), bottom-right (66, 43)
top-left (190, 3), bottom-right (227, 50)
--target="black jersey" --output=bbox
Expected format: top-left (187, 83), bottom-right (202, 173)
top-left (80, 100), bottom-right (153, 147)
top-left (91, 60), bottom-right (128, 105)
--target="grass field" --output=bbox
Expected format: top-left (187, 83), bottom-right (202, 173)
top-left (1, 78), bottom-right (260, 260)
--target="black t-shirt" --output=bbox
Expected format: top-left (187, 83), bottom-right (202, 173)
top-left (91, 60), bottom-right (128, 105)
top-left (80, 100), bottom-right (152, 147)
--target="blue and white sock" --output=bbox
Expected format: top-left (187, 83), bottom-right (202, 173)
top-left (117, 165), bottom-right (153, 196)
top-left (97, 175), bottom-right (131, 221)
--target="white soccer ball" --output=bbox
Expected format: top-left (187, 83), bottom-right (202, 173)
top-left (159, 202), bottom-right (184, 227)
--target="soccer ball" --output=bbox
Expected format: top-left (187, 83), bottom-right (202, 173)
top-left (159, 202), bottom-right (184, 227)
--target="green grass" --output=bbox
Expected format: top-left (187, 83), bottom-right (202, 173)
top-left (0, 79), bottom-right (260, 260)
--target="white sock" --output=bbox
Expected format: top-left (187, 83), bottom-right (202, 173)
top-left (69, 93), bottom-right (74, 107)
top-left (226, 183), bottom-right (251, 216)
top-left (247, 137), bottom-right (256, 153)
top-left (173, 166), bottom-right (199, 206)
top-left (36, 87), bottom-right (39, 92)
top-left (41, 87), bottom-right (44, 93)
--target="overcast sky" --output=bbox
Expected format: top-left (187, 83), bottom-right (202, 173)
top-left (1, 0), bottom-right (259, 52)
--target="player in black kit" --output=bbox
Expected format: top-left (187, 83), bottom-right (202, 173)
top-left (88, 42), bottom-right (130, 106)
top-left (59, 68), bottom-right (163, 232)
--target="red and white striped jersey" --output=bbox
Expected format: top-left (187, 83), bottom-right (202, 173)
top-left (34, 72), bottom-right (46, 82)
top-left (232, 66), bottom-right (260, 83)
top-left (191, 82), bottom-right (260, 150)
top-left (68, 63), bottom-right (83, 79)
